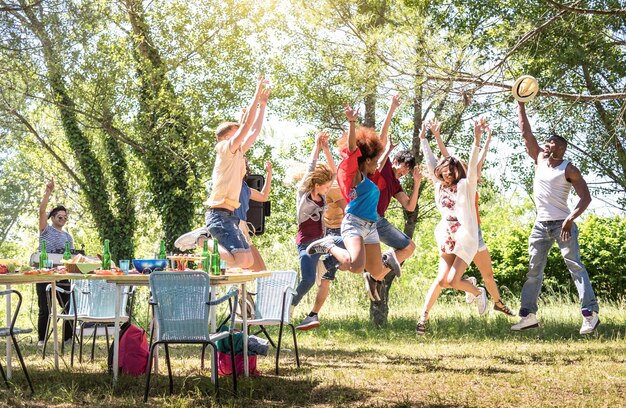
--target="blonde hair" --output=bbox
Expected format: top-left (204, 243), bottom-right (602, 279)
top-left (299, 163), bottom-right (334, 194)
top-left (215, 122), bottom-right (239, 140)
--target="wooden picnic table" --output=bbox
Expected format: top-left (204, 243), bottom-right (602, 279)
top-left (0, 270), bottom-right (271, 382)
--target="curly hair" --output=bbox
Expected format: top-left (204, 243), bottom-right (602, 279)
top-left (434, 156), bottom-right (466, 185)
top-left (299, 163), bottom-right (335, 193)
top-left (393, 150), bottom-right (416, 169)
top-left (337, 127), bottom-right (384, 166)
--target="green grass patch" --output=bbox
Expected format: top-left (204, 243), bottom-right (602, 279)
top-left (0, 280), bottom-right (624, 407)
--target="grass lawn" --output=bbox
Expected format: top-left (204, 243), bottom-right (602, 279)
top-left (0, 280), bottom-right (625, 407)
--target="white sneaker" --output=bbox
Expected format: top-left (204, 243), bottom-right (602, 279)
top-left (511, 313), bottom-right (539, 331)
top-left (465, 276), bottom-right (477, 304)
top-left (475, 287), bottom-right (488, 316)
top-left (580, 312), bottom-right (600, 335)
top-left (37, 340), bottom-right (45, 347)
top-left (174, 227), bottom-right (211, 251)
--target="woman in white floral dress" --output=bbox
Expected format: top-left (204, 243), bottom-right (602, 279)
top-left (416, 118), bottom-right (490, 335)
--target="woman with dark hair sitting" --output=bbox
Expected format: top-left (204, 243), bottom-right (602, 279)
top-left (37, 178), bottom-right (73, 347)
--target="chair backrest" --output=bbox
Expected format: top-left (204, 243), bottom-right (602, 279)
top-left (69, 279), bottom-right (130, 318)
top-left (254, 271), bottom-right (297, 323)
top-left (149, 271), bottom-right (211, 342)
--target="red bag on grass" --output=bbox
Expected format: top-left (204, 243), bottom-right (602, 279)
top-left (117, 323), bottom-right (149, 376)
top-left (217, 351), bottom-right (259, 376)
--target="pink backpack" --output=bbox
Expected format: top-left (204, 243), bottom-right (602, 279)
top-left (117, 323), bottom-right (149, 376)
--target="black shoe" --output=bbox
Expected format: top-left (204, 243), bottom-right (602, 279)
top-left (382, 250), bottom-right (402, 278)
top-left (363, 272), bottom-right (381, 302)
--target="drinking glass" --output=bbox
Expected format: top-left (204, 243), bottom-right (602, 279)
top-left (44, 259), bottom-right (54, 269)
top-left (119, 260), bottom-right (130, 275)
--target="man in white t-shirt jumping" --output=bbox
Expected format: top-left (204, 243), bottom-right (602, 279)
top-left (512, 101), bottom-right (599, 335)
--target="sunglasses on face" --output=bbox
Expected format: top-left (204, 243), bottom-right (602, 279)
top-left (56, 215), bottom-right (68, 220)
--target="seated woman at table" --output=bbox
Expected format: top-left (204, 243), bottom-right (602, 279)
top-left (37, 178), bottom-right (73, 347)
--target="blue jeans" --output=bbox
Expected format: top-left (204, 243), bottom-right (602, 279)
top-left (292, 235), bottom-right (344, 306)
top-left (520, 220), bottom-right (599, 316)
top-left (322, 228), bottom-right (345, 280)
top-left (377, 217), bottom-right (411, 250)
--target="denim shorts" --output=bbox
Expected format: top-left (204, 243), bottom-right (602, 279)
top-left (377, 217), bottom-right (411, 250)
top-left (477, 225), bottom-right (487, 252)
top-left (206, 208), bottom-right (250, 254)
top-left (341, 213), bottom-right (379, 245)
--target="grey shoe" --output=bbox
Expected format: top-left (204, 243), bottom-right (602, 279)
top-left (382, 250), bottom-right (402, 278)
top-left (306, 237), bottom-right (336, 255)
top-left (296, 314), bottom-right (320, 331)
top-left (363, 272), bottom-right (381, 302)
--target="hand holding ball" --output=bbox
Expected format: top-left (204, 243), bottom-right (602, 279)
top-left (512, 75), bottom-right (539, 102)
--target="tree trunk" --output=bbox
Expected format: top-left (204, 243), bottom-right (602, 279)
top-left (124, 0), bottom-right (199, 251)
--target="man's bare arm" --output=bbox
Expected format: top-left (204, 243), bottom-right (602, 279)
top-left (518, 102), bottom-right (541, 163)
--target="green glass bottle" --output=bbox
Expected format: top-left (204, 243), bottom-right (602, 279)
top-left (102, 239), bottom-right (111, 270)
top-left (202, 240), bottom-right (210, 272)
top-left (63, 241), bottom-right (72, 261)
top-left (39, 239), bottom-right (48, 268)
top-left (211, 238), bottom-right (221, 275)
top-left (158, 240), bottom-right (167, 260)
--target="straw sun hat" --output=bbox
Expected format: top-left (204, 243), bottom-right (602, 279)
top-left (512, 75), bottom-right (539, 102)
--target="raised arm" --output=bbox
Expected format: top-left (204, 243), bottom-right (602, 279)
top-left (517, 102), bottom-right (541, 163)
top-left (39, 179), bottom-right (53, 233)
top-left (560, 164), bottom-right (592, 240)
top-left (467, 118), bottom-right (484, 193)
top-left (229, 76), bottom-right (268, 153)
top-left (377, 131), bottom-right (398, 170)
top-left (319, 132), bottom-right (337, 174)
top-left (250, 161), bottom-right (273, 202)
top-left (241, 81), bottom-right (271, 153)
top-left (428, 118), bottom-right (450, 157)
top-left (419, 123), bottom-right (437, 181)
top-left (344, 103), bottom-right (358, 152)
top-left (394, 165), bottom-right (422, 211)
top-left (379, 94), bottom-right (400, 149)
top-left (477, 125), bottom-right (492, 179)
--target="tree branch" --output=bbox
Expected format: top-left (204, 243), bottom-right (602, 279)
top-left (545, 0), bottom-right (626, 16)
top-left (4, 106), bottom-right (85, 189)
top-left (426, 74), bottom-right (626, 102)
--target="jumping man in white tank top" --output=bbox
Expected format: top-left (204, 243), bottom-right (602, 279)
top-left (511, 101), bottom-right (599, 335)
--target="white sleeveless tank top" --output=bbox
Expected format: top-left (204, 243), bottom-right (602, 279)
top-left (533, 159), bottom-right (571, 221)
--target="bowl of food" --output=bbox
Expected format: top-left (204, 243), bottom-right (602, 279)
top-left (75, 263), bottom-right (101, 274)
top-left (132, 259), bottom-right (168, 274)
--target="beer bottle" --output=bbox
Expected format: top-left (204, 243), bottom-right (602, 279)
top-left (158, 240), bottom-right (166, 260)
top-left (211, 238), bottom-right (221, 275)
top-left (39, 239), bottom-right (48, 268)
top-left (102, 239), bottom-right (111, 270)
top-left (202, 240), bottom-right (210, 272)
top-left (63, 241), bottom-right (72, 261)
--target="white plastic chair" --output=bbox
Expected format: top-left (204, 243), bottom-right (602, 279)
top-left (235, 270), bottom-right (300, 375)
top-left (43, 279), bottom-right (134, 366)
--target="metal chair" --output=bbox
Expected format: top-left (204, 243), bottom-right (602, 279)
top-left (144, 271), bottom-right (238, 402)
top-left (43, 279), bottom-right (134, 366)
top-left (0, 289), bottom-right (34, 393)
top-left (235, 270), bottom-right (300, 375)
